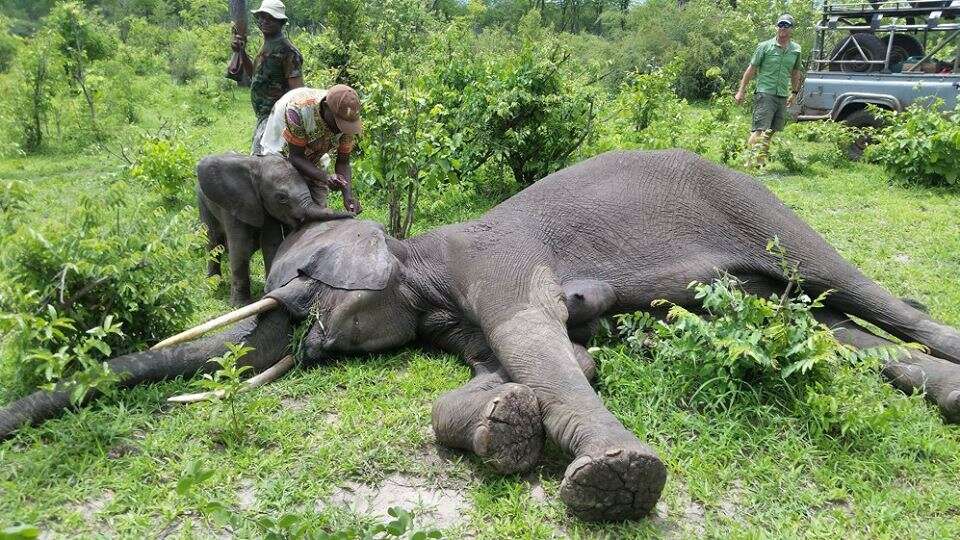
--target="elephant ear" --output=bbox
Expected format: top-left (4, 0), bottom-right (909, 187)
top-left (265, 220), bottom-right (398, 292)
top-left (197, 154), bottom-right (265, 227)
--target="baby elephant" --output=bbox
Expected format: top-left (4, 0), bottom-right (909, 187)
top-left (197, 153), bottom-right (352, 306)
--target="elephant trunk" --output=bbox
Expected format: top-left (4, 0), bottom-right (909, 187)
top-left (301, 202), bottom-right (354, 222)
top-left (0, 309), bottom-right (292, 440)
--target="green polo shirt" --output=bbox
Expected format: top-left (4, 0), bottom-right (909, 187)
top-left (750, 38), bottom-right (802, 97)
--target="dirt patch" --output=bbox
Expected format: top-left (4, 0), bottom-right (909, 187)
top-left (648, 484), bottom-right (708, 538)
top-left (76, 489), bottom-right (114, 521)
top-left (523, 472), bottom-right (548, 503)
top-left (238, 479), bottom-right (256, 511)
top-left (281, 395), bottom-right (312, 412)
top-left (322, 473), bottom-right (470, 530)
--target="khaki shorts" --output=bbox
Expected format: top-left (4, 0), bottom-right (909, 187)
top-left (751, 92), bottom-right (788, 132)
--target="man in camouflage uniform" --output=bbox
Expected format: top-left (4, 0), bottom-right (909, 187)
top-left (231, 0), bottom-right (304, 154)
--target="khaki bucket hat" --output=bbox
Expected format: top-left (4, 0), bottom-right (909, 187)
top-left (325, 84), bottom-right (362, 135)
top-left (251, 0), bottom-right (287, 20)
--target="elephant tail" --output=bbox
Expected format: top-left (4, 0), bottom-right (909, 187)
top-left (0, 309), bottom-right (292, 441)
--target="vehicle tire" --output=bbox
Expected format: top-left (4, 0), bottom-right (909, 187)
top-left (887, 34), bottom-right (924, 67)
top-left (841, 108), bottom-right (884, 160)
top-left (829, 33), bottom-right (886, 73)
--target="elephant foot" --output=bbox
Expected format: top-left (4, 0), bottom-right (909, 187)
top-left (472, 383), bottom-right (544, 475)
top-left (884, 360), bottom-right (960, 424)
top-left (559, 443), bottom-right (667, 522)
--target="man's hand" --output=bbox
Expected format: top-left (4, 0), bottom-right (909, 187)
top-left (343, 193), bottom-right (362, 214)
top-left (786, 93), bottom-right (797, 107)
top-left (326, 173), bottom-right (349, 190)
top-left (734, 89), bottom-right (746, 104)
top-left (231, 34), bottom-right (246, 53)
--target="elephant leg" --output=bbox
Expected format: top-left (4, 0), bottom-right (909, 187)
top-left (225, 221), bottom-right (259, 306)
top-left (260, 218), bottom-right (285, 277)
top-left (198, 193), bottom-right (225, 278)
top-left (815, 309), bottom-right (960, 423)
top-left (476, 266), bottom-right (666, 522)
top-left (430, 343), bottom-right (595, 475)
top-left (432, 369), bottom-right (544, 475)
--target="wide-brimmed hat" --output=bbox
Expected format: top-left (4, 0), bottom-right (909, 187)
top-left (776, 14), bottom-right (795, 27)
top-left (251, 0), bottom-right (287, 21)
top-left (325, 84), bottom-right (362, 135)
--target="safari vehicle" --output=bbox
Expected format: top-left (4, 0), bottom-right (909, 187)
top-left (798, 0), bottom-right (960, 151)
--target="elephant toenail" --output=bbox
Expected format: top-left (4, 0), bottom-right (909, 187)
top-left (605, 448), bottom-right (622, 457)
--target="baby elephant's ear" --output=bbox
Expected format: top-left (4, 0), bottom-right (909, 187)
top-left (266, 220), bottom-right (398, 292)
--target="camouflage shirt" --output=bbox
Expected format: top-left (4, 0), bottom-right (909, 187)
top-left (250, 35), bottom-right (303, 120)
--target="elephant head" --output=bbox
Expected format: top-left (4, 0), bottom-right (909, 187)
top-left (264, 220), bottom-right (421, 356)
top-left (197, 154), bottom-right (336, 229)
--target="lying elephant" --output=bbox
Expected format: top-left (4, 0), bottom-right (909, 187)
top-left (3, 150), bottom-right (960, 522)
top-left (198, 153), bottom-right (353, 306)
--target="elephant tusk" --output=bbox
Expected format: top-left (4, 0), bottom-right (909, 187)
top-left (151, 298), bottom-right (280, 350)
top-left (167, 355), bottom-right (296, 404)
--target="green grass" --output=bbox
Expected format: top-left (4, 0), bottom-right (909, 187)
top-left (2, 92), bottom-right (960, 538)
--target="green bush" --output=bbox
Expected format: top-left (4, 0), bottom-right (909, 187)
top-left (867, 102), bottom-right (960, 188)
top-left (0, 182), bottom-right (209, 398)
top-left (602, 241), bottom-right (911, 439)
top-left (0, 16), bottom-right (20, 73)
top-left (128, 136), bottom-right (196, 203)
top-left (168, 32), bottom-right (202, 84)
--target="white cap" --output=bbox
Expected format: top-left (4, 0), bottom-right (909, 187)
top-left (251, 0), bottom-right (287, 20)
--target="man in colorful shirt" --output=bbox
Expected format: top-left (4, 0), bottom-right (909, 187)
top-left (231, 0), bottom-right (304, 154)
top-left (735, 14), bottom-right (803, 166)
top-left (260, 85), bottom-right (363, 214)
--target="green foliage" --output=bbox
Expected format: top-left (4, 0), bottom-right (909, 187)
top-left (128, 135), bottom-right (196, 203)
top-left (361, 65), bottom-right (459, 238)
top-left (770, 139), bottom-right (809, 174)
top-left (197, 342), bottom-right (254, 441)
top-left (47, 2), bottom-right (113, 63)
top-left (0, 524), bottom-right (40, 540)
top-left (867, 102), bottom-right (960, 188)
top-left (622, 68), bottom-right (678, 133)
top-left (0, 182), bottom-right (208, 397)
top-left (168, 31), bottom-right (201, 84)
top-left (5, 29), bottom-right (64, 151)
top-left (0, 16), bottom-right (20, 73)
top-left (607, 240), bottom-right (913, 440)
top-left (788, 120), bottom-right (856, 168)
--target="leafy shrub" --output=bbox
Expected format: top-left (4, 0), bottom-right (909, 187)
top-left (197, 342), bottom-right (254, 442)
top-left (168, 32), bottom-right (202, 84)
top-left (0, 180), bottom-right (28, 214)
top-left (128, 136), bottom-right (196, 203)
top-left (0, 16), bottom-right (20, 73)
top-left (0, 182), bottom-right (209, 397)
top-left (604, 241), bottom-right (911, 439)
top-left (770, 140), bottom-right (809, 174)
top-left (622, 68), bottom-right (679, 133)
top-left (866, 102), bottom-right (960, 188)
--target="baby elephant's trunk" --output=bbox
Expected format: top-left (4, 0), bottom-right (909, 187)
top-left (0, 310), bottom-right (292, 440)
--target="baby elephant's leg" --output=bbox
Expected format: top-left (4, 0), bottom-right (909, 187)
top-left (432, 370), bottom-right (543, 474)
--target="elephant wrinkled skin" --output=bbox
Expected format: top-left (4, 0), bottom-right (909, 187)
top-left (5, 149), bottom-right (960, 522)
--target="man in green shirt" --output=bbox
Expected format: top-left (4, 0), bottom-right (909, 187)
top-left (231, 0), bottom-right (304, 154)
top-left (735, 14), bottom-right (803, 166)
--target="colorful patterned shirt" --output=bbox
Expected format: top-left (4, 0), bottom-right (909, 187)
top-left (250, 35), bottom-right (303, 120)
top-left (282, 90), bottom-right (355, 166)
top-left (750, 38), bottom-right (802, 97)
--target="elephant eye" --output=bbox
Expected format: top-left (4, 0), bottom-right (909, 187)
top-left (277, 193), bottom-right (289, 204)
